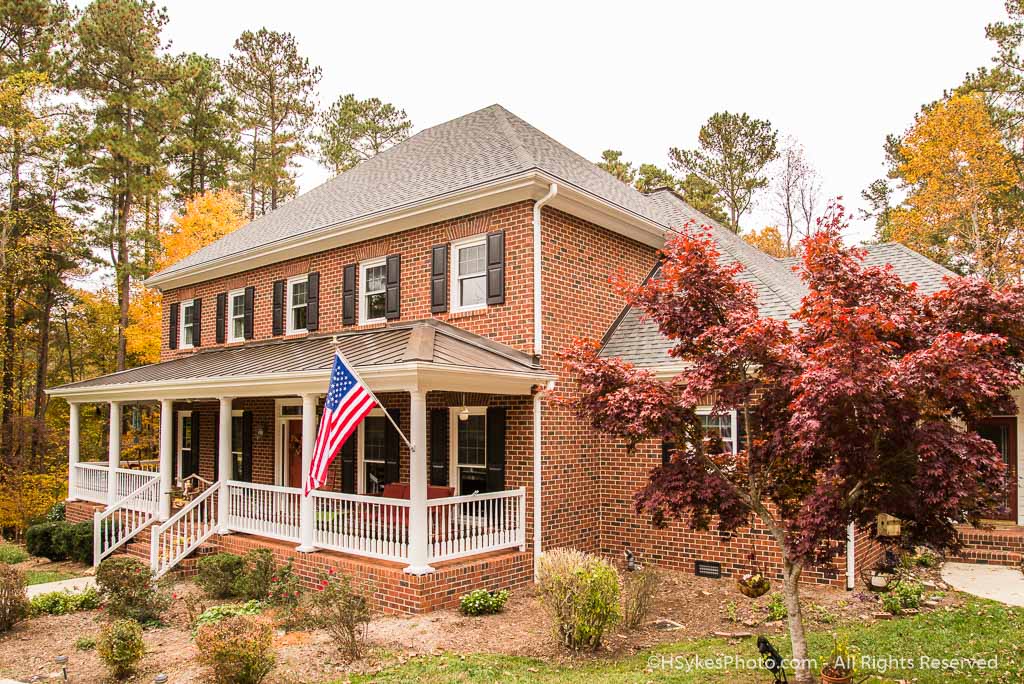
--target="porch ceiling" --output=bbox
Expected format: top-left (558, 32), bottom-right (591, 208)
top-left (47, 319), bottom-right (554, 402)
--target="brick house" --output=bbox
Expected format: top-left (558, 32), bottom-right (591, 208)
top-left (48, 105), bottom-right (1022, 613)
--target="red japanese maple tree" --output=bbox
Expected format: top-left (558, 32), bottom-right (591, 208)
top-left (562, 202), bottom-right (1024, 683)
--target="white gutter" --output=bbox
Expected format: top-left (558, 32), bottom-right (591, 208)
top-left (846, 523), bottom-right (856, 590)
top-left (533, 183), bottom-right (558, 356)
top-left (533, 379), bottom-right (555, 579)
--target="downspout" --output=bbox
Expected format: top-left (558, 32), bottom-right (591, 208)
top-left (533, 183), bottom-right (558, 357)
top-left (534, 379), bottom-right (555, 579)
top-left (846, 523), bottom-right (856, 590)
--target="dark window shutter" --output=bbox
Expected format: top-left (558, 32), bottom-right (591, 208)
top-left (192, 298), bottom-right (202, 347)
top-left (385, 254), bottom-right (401, 320)
top-left (212, 411), bottom-right (218, 480)
top-left (171, 410), bottom-right (178, 479)
top-left (306, 271), bottom-right (320, 332)
top-left (661, 440), bottom-right (675, 467)
top-left (215, 293), bottom-right (226, 344)
top-left (241, 410), bottom-right (253, 482)
top-left (168, 302), bottom-right (179, 349)
top-left (429, 408), bottom-right (449, 486)
top-left (430, 244), bottom-right (448, 314)
top-left (485, 406), bottom-right (506, 491)
top-left (272, 280), bottom-right (285, 336)
top-left (341, 438), bottom-right (356, 493)
top-left (342, 264), bottom-right (356, 325)
top-left (486, 230), bottom-right (505, 305)
top-left (190, 412), bottom-right (201, 479)
top-left (385, 408), bottom-right (401, 483)
top-left (243, 286), bottom-right (255, 339)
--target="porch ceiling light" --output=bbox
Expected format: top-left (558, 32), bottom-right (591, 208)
top-left (459, 393), bottom-right (469, 421)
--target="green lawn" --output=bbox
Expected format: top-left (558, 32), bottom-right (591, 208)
top-left (348, 599), bottom-right (1023, 683)
top-left (24, 569), bottom-right (78, 586)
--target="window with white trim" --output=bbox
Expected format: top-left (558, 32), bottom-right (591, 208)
top-left (450, 235), bottom-right (487, 312)
top-left (176, 410), bottom-right (193, 481)
top-left (699, 411), bottom-right (736, 453)
top-left (359, 258), bottom-right (387, 324)
top-left (230, 409), bottom-right (246, 480)
top-left (228, 289), bottom-right (245, 342)
top-left (361, 410), bottom-right (388, 494)
top-left (286, 275), bottom-right (308, 334)
top-left (180, 300), bottom-right (196, 348)
top-left (450, 407), bottom-right (487, 494)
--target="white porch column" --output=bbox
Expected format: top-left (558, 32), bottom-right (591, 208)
top-left (296, 392), bottom-right (318, 552)
top-left (405, 388), bottom-right (433, 574)
top-left (67, 402), bottom-right (80, 500)
top-left (107, 401), bottom-right (122, 504)
top-left (217, 397), bottom-right (233, 534)
top-left (159, 399), bottom-right (173, 520)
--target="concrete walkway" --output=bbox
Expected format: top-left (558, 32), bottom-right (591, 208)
top-left (941, 562), bottom-right (1024, 607)
top-left (25, 575), bottom-right (95, 598)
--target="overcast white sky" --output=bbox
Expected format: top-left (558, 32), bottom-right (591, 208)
top-left (144, 0), bottom-right (1004, 243)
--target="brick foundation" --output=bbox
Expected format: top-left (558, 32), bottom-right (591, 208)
top-left (952, 525), bottom-right (1024, 567)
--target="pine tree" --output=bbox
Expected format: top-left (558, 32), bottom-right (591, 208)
top-left (315, 94), bottom-right (411, 175)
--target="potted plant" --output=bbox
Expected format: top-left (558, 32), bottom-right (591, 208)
top-left (737, 553), bottom-right (771, 598)
top-left (821, 633), bottom-right (859, 684)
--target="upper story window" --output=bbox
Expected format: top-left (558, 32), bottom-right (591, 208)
top-left (359, 258), bottom-right (387, 324)
top-left (450, 235), bottom-right (487, 312)
top-left (287, 275), bottom-right (308, 334)
top-left (181, 300), bottom-right (196, 348)
top-left (228, 289), bottom-right (245, 343)
top-left (700, 412), bottom-right (736, 453)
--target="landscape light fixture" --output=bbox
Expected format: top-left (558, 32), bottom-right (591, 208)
top-left (154, 674), bottom-right (169, 684)
top-left (54, 654), bottom-right (68, 682)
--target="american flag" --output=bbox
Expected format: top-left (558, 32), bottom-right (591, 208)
top-left (305, 350), bottom-right (377, 494)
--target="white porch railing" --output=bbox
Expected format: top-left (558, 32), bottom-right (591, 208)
top-left (115, 468), bottom-right (159, 504)
top-left (224, 480), bottom-right (301, 542)
top-left (150, 482), bottom-right (220, 579)
top-left (427, 488), bottom-right (527, 563)
top-left (93, 478), bottom-right (160, 566)
top-left (72, 463), bottom-right (109, 503)
top-left (312, 491), bottom-right (411, 562)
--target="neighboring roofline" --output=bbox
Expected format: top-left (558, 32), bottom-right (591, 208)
top-left (598, 259), bottom-right (663, 350)
top-left (146, 169), bottom-right (670, 292)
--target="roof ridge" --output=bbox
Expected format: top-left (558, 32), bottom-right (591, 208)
top-left (490, 105), bottom-right (536, 170)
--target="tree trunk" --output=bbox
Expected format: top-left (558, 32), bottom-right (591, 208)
top-left (1, 287), bottom-right (17, 466)
top-left (781, 558), bottom-right (813, 684)
top-left (31, 286), bottom-right (54, 463)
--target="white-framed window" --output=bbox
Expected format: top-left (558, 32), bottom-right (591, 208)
top-left (449, 407), bottom-right (487, 494)
top-left (227, 289), bottom-right (246, 343)
top-left (698, 410), bottom-right (737, 454)
top-left (229, 409), bottom-right (245, 480)
top-left (176, 410), bottom-right (194, 482)
top-left (358, 409), bottom-right (389, 495)
top-left (286, 275), bottom-right (308, 334)
top-left (450, 235), bottom-right (487, 312)
top-left (180, 300), bottom-right (196, 348)
top-left (359, 258), bottom-right (387, 324)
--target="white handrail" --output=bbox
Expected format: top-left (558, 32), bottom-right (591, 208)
top-left (312, 490), bottom-right (411, 562)
top-left (115, 468), bottom-right (159, 503)
top-left (150, 481), bottom-right (221, 579)
top-left (427, 488), bottom-right (526, 563)
top-left (224, 480), bottom-right (301, 543)
top-left (72, 463), bottom-right (108, 503)
top-left (93, 477), bottom-right (160, 566)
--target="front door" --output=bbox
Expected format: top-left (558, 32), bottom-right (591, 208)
top-left (977, 417), bottom-right (1018, 521)
top-left (286, 418), bottom-right (303, 488)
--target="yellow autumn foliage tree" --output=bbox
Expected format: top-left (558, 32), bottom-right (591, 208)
top-left (125, 190), bottom-right (247, 366)
top-left (744, 225), bottom-right (792, 258)
top-left (888, 94), bottom-right (1023, 284)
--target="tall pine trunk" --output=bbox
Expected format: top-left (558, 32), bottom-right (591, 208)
top-left (31, 286), bottom-right (54, 464)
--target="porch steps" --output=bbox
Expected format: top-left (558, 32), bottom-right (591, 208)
top-left (116, 526), bottom-right (221, 575)
top-left (953, 526), bottom-right (1024, 568)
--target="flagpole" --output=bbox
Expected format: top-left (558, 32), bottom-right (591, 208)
top-left (330, 336), bottom-right (416, 454)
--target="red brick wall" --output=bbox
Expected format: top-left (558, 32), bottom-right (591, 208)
top-left (161, 202), bottom-right (536, 361)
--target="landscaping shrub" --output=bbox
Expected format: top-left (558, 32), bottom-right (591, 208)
top-left (46, 501), bottom-right (66, 522)
top-left (25, 522), bottom-right (66, 560)
top-left (304, 569), bottom-right (371, 659)
top-left (0, 564), bottom-right (28, 632)
top-left (196, 552), bottom-right (245, 598)
top-left (765, 592), bottom-right (788, 621)
top-left (459, 588), bottom-right (509, 616)
top-left (621, 566), bottom-right (659, 630)
top-left (96, 557), bottom-right (169, 623)
top-left (193, 600), bottom-right (263, 633)
top-left (30, 587), bottom-right (101, 616)
top-left (267, 559), bottom-right (301, 607)
top-left (97, 618), bottom-right (145, 680)
top-left (54, 521), bottom-right (93, 564)
top-left (234, 548), bottom-right (276, 600)
top-left (195, 614), bottom-right (276, 684)
top-left (75, 635), bottom-right (96, 651)
top-left (883, 580), bottom-right (925, 615)
top-left (0, 543), bottom-right (28, 565)
top-left (536, 549), bottom-right (621, 651)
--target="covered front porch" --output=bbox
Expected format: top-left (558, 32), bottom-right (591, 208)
top-left (49, 321), bottom-right (553, 580)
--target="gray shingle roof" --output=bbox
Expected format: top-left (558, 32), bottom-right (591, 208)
top-left (156, 104), bottom-right (668, 279)
top-left (603, 233), bottom-right (959, 368)
top-left (50, 320), bottom-right (543, 392)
